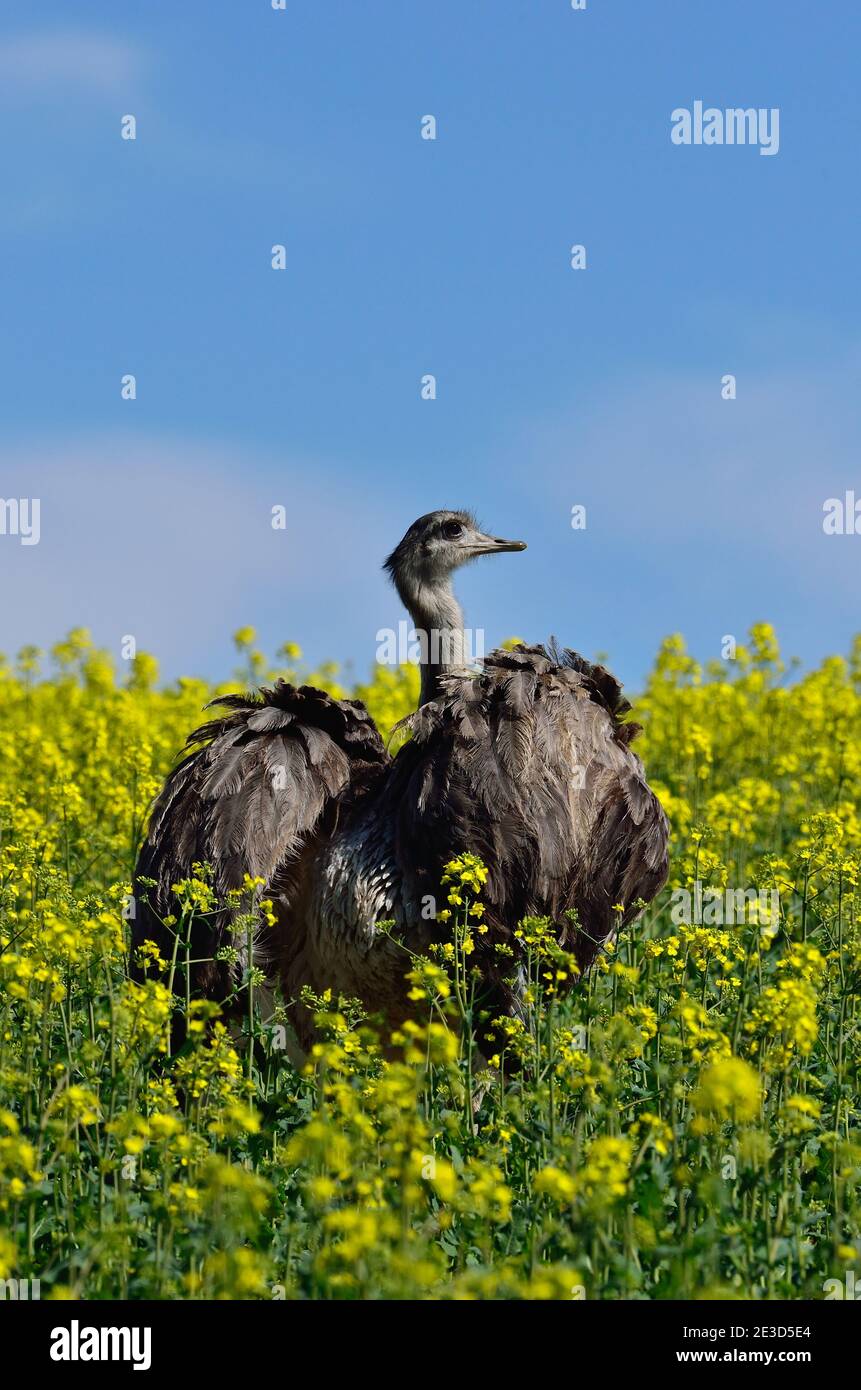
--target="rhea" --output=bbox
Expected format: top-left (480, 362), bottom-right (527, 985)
top-left (383, 513), bottom-right (526, 703)
top-left (133, 510), bottom-right (669, 1049)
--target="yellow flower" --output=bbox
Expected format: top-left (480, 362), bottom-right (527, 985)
top-left (534, 1165), bottom-right (576, 1204)
top-left (692, 1057), bottom-right (761, 1124)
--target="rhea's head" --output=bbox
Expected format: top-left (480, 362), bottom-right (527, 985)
top-left (384, 510), bottom-right (526, 600)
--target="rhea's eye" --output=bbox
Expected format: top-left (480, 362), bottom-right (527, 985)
top-left (441, 520), bottom-right (464, 540)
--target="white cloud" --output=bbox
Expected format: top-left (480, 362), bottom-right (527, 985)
top-left (0, 32), bottom-right (143, 96)
top-left (0, 434), bottom-right (398, 681)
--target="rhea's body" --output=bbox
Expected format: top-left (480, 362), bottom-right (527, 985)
top-left (133, 511), bottom-right (670, 1051)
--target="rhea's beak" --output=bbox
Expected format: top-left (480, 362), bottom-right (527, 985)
top-left (470, 533), bottom-right (528, 555)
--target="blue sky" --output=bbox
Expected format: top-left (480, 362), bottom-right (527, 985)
top-left (1, 0), bottom-right (859, 690)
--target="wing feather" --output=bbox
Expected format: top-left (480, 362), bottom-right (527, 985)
top-left (132, 682), bottom-right (388, 1001)
top-left (388, 644), bottom-right (669, 997)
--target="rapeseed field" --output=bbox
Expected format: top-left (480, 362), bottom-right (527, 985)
top-left (0, 624), bottom-right (858, 1299)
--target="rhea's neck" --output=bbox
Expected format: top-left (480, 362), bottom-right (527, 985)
top-left (399, 575), bottom-right (468, 706)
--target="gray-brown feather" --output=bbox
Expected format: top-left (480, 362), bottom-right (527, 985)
top-left (132, 647), bottom-right (669, 1049)
top-left (379, 644), bottom-right (669, 996)
top-left (132, 683), bottom-right (388, 1000)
